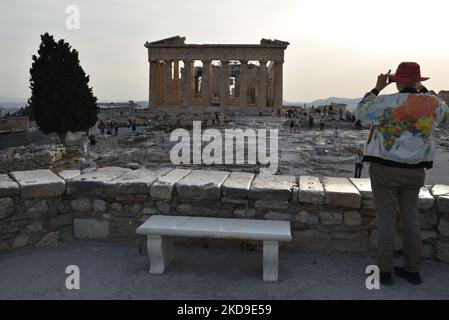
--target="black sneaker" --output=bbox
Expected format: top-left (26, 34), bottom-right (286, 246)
top-left (380, 272), bottom-right (393, 286)
top-left (394, 267), bottom-right (422, 285)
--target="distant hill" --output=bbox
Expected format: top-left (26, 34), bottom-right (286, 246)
top-left (285, 97), bottom-right (362, 111)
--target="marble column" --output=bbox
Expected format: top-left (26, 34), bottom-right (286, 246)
top-left (273, 60), bottom-right (284, 110)
top-left (220, 60), bottom-right (229, 110)
top-left (182, 59), bottom-right (193, 107)
top-left (201, 59), bottom-right (212, 108)
top-left (239, 60), bottom-right (248, 107)
top-left (257, 60), bottom-right (268, 109)
top-left (149, 60), bottom-right (158, 107)
top-left (164, 59), bottom-right (172, 106)
top-left (173, 60), bottom-right (180, 105)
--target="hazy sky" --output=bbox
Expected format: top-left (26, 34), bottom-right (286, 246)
top-left (1, 0), bottom-right (449, 103)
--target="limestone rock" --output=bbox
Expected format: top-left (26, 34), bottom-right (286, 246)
top-left (0, 174), bottom-right (20, 197)
top-left (249, 174), bottom-right (296, 201)
top-left (150, 169), bottom-right (191, 200)
top-left (436, 241), bottom-right (449, 263)
top-left (296, 211), bottom-right (319, 225)
top-left (298, 176), bottom-right (324, 204)
top-left (12, 234), bottom-right (29, 249)
top-left (0, 197), bottom-right (14, 219)
top-left (418, 186), bottom-right (435, 210)
top-left (264, 212), bottom-right (292, 221)
top-left (349, 178), bottom-right (372, 199)
top-left (233, 208), bottom-right (256, 218)
top-left (221, 172), bottom-right (255, 200)
top-left (438, 219), bottom-right (449, 237)
top-left (323, 177), bottom-right (361, 209)
top-left (10, 169), bottom-right (65, 199)
top-left (319, 211), bottom-right (343, 225)
top-left (437, 195), bottom-right (449, 213)
top-left (50, 214), bottom-right (72, 227)
top-left (93, 199), bottom-right (106, 212)
top-left (66, 167), bottom-right (131, 195)
top-left (176, 170), bottom-right (229, 200)
top-left (104, 167), bottom-right (172, 195)
top-left (57, 170), bottom-right (80, 181)
top-left (71, 198), bottom-right (91, 212)
top-left (432, 185), bottom-right (449, 197)
top-left (255, 199), bottom-right (289, 210)
top-left (344, 211), bottom-right (362, 226)
top-left (36, 231), bottom-right (60, 247)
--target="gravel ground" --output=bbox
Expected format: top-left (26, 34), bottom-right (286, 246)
top-left (1, 240), bottom-right (449, 300)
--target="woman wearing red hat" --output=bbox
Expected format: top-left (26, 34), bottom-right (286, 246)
top-left (356, 62), bottom-right (449, 286)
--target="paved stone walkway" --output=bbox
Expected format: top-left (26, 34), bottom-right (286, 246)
top-left (1, 240), bottom-right (448, 299)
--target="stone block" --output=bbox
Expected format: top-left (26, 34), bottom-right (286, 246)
top-left (12, 234), bottom-right (29, 249)
top-left (105, 168), bottom-right (172, 195)
top-left (233, 208), bottom-right (256, 218)
top-left (249, 174), bottom-right (296, 201)
top-left (71, 198), bottom-right (91, 212)
top-left (432, 185), bottom-right (449, 197)
top-left (438, 218), bottom-right (449, 237)
top-left (418, 186), bottom-right (435, 210)
top-left (298, 176), bottom-right (324, 204)
top-left (93, 199), bottom-right (106, 212)
top-left (0, 197), bottom-right (14, 219)
top-left (0, 174), bottom-right (20, 197)
top-left (323, 177), bottom-right (361, 209)
top-left (150, 169), bottom-right (191, 200)
top-left (74, 219), bottom-right (109, 239)
top-left (436, 241), bottom-right (449, 263)
top-left (255, 199), bottom-right (289, 210)
top-left (10, 169), bottom-right (65, 199)
top-left (50, 214), bottom-right (72, 227)
top-left (264, 212), bottom-right (292, 221)
top-left (344, 211), bottom-right (362, 226)
top-left (437, 195), bottom-right (449, 213)
top-left (319, 211), bottom-right (343, 225)
top-left (36, 231), bottom-right (60, 247)
top-left (57, 170), bottom-right (80, 181)
top-left (296, 211), bottom-right (319, 225)
top-left (349, 178), bottom-right (372, 199)
top-left (221, 172), bottom-right (255, 199)
top-left (66, 167), bottom-right (131, 195)
top-left (176, 170), bottom-right (229, 200)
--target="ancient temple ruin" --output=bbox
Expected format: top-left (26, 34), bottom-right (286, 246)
top-left (145, 36), bottom-right (289, 114)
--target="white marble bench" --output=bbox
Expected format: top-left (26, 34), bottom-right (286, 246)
top-left (136, 215), bottom-right (292, 281)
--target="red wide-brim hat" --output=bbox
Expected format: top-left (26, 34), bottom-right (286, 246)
top-left (389, 62), bottom-right (430, 83)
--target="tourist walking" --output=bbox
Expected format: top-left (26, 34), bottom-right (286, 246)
top-left (354, 149), bottom-right (364, 178)
top-left (356, 62), bottom-right (449, 286)
top-left (319, 116), bottom-right (325, 131)
top-left (308, 114), bottom-right (314, 129)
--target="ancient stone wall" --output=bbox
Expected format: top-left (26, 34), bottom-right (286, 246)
top-left (1, 167), bottom-right (449, 264)
top-left (0, 145), bottom-right (65, 174)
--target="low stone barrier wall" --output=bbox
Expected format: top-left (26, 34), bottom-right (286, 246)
top-left (1, 167), bottom-right (449, 264)
top-left (0, 145), bottom-right (65, 174)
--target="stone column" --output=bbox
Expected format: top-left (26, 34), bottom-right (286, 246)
top-left (149, 60), bottom-right (158, 107)
top-left (173, 60), bottom-right (180, 105)
top-left (182, 59), bottom-right (193, 107)
top-left (273, 60), bottom-right (284, 111)
top-left (164, 60), bottom-right (172, 107)
top-left (220, 60), bottom-right (229, 110)
top-left (257, 60), bottom-right (268, 109)
top-left (201, 59), bottom-right (212, 108)
top-left (239, 60), bottom-right (248, 107)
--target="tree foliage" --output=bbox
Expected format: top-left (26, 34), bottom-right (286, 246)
top-left (29, 33), bottom-right (98, 138)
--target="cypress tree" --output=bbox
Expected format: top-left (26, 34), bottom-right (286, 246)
top-left (28, 33), bottom-right (98, 144)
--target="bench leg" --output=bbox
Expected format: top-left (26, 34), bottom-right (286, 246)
top-left (263, 241), bottom-right (279, 282)
top-left (147, 235), bottom-right (173, 274)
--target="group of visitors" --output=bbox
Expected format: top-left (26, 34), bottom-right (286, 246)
top-left (98, 119), bottom-right (119, 136)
